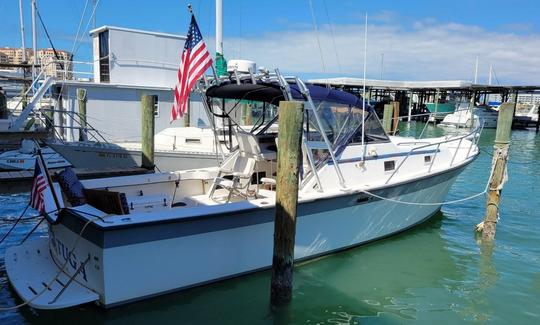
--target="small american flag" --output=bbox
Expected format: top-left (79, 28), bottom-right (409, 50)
top-left (30, 157), bottom-right (48, 213)
top-left (171, 15), bottom-right (213, 121)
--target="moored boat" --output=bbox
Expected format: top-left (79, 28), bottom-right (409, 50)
top-left (4, 74), bottom-right (481, 310)
top-left (0, 140), bottom-right (71, 171)
top-left (440, 104), bottom-right (499, 129)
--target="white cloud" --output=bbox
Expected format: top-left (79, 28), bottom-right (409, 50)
top-left (217, 15), bottom-right (540, 85)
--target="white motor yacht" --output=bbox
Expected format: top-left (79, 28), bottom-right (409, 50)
top-left (440, 104), bottom-right (498, 129)
top-left (4, 75), bottom-right (481, 310)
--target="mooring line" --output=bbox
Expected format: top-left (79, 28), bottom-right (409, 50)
top-left (0, 210), bottom-right (111, 311)
top-left (0, 203), bottom-right (30, 245)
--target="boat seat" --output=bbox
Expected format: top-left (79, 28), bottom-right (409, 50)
top-left (208, 130), bottom-right (261, 202)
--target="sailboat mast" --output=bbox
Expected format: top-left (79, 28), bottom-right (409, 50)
top-left (18, 0), bottom-right (26, 62)
top-left (31, 0), bottom-right (37, 80)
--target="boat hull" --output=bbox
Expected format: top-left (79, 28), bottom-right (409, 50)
top-left (49, 143), bottom-right (221, 171)
top-left (43, 162), bottom-right (467, 308)
top-left (0, 147), bottom-right (71, 171)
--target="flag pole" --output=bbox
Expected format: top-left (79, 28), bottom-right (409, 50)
top-left (187, 3), bottom-right (219, 84)
top-left (36, 148), bottom-right (61, 213)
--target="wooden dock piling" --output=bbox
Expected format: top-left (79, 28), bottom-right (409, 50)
top-left (77, 88), bottom-right (87, 141)
top-left (478, 102), bottom-right (514, 240)
top-left (141, 94), bottom-right (155, 170)
top-left (536, 107), bottom-right (540, 133)
top-left (0, 87), bottom-right (7, 119)
top-left (383, 104), bottom-right (393, 133)
top-left (511, 91), bottom-right (518, 129)
top-left (270, 100), bottom-right (304, 306)
top-left (392, 101), bottom-right (400, 133)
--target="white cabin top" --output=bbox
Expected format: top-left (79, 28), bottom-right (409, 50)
top-left (90, 25), bottom-right (187, 88)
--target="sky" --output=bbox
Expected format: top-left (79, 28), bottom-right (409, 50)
top-left (1, 0), bottom-right (539, 84)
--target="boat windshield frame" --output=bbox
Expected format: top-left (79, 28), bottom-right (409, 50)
top-left (202, 76), bottom-right (390, 190)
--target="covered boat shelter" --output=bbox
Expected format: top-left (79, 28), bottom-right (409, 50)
top-left (308, 77), bottom-right (540, 131)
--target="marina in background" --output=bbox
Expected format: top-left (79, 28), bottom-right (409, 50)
top-left (1, 0), bottom-right (539, 323)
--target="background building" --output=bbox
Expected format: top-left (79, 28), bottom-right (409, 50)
top-left (0, 47), bottom-right (72, 79)
top-left (36, 48), bottom-right (73, 79)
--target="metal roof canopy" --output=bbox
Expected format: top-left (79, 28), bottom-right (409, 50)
top-left (308, 77), bottom-right (540, 92)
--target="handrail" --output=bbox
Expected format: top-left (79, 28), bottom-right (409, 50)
top-left (385, 124), bottom-right (482, 184)
top-left (39, 108), bottom-right (110, 144)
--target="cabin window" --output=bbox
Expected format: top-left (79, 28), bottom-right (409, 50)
top-left (384, 160), bottom-right (395, 171)
top-left (98, 31), bottom-right (110, 82)
top-left (152, 95), bottom-right (159, 116)
top-left (185, 138), bottom-right (201, 144)
top-left (424, 155), bottom-right (432, 164)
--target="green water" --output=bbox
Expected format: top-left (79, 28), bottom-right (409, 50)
top-left (1, 123), bottom-right (539, 324)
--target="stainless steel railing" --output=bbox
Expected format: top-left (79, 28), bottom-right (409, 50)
top-left (384, 122), bottom-right (483, 184)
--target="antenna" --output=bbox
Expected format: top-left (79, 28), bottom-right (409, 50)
top-left (380, 53), bottom-right (384, 80)
top-left (474, 55), bottom-right (479, 84)
top-left (361, 12), bottom-right (368, 160)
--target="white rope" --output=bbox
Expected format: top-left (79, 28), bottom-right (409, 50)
top-left (72, 0), bottom-right (100, 56)
top-left (0, 211), bottom-right (110, 311)
top-left (358, 186), bottom-right (486, 206)
top-left (70, 0), bottom-right (90, 56)
top-left (356, 158), bottom-right (495, 206)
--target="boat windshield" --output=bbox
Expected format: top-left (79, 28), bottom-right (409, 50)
top-left (306, 100), bottom-right (389, 163)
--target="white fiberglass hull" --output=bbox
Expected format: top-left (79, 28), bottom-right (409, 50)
top-left (0, 147), bottom-right (71, 171)
top-left (16, 164), bottom-right (467, 309)
top-left (49, 142), bottom-right (222, 171)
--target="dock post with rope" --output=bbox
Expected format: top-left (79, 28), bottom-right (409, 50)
top-left (141, 94), bottom-right (155, 170)
top-left (270, 100), bottom-right (304, 306)
top-left (477, 102), bottom-right (514, 240)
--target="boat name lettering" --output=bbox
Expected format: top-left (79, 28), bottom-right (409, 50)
top-left (97, 152), bottom-right (128, 159)
top-left (50, 237), bottom-right (88, 282)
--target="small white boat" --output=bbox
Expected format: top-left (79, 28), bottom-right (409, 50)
top-left (4, 75), bottom-right (481, 310)
top-left (0, 140), bottom-right (71, 171)
top-left (440, 104), bottom-right (498, 129)
top-left (513, 103), bottom-right (539, 127)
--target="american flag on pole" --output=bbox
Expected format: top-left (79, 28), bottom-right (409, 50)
top-left (30, 157), bottom-right (48, 213)
top-left (171, 15), bottom-right (213, 121)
